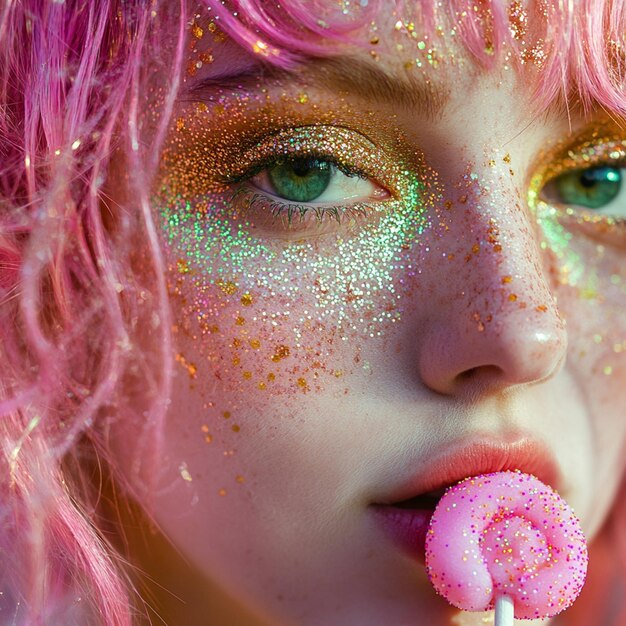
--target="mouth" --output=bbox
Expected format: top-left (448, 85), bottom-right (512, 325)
top-left (369, 436), bottom-right (561, 564)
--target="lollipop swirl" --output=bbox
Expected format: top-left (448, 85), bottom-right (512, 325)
top-left (425, 471), bottom-right (588, 620)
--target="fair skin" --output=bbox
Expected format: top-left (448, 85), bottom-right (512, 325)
top-left (109, 8), bottom-right (626, 626)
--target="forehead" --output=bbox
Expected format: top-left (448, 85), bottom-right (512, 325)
top-left (184, 0), bottom-right (626, 118)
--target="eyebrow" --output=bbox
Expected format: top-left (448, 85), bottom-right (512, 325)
top-left (186, 55), bottom-right (450, 121)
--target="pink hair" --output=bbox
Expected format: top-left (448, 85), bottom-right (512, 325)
top-left (0, 0), bottom-right (624, 623)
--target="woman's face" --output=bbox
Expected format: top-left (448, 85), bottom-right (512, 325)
top-left (114, 6), bottom-right (626, 626)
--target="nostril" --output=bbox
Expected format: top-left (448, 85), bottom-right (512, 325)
top-left (456, 365), bottom-right (502, 383)
top-left (453, 365), bottom-right (509, 395)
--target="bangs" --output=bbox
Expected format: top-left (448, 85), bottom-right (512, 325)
top-left (203, 0), bottom-right (626, 116)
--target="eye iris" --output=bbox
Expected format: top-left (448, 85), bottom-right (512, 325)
top-left (555, 166), bottom-right (621, 209)
top-left (268, 158), bottom-right (332, 202)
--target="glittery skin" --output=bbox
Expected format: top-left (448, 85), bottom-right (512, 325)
top-left (155, 98), bottom-right (438, 396)
top-left (425, 471), bottom-right (588, 620)
top-left (124, 7), bottom-right (626, 625)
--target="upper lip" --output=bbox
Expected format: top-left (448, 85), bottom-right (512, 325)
top-left (376, 434), bottom-right (562, 505)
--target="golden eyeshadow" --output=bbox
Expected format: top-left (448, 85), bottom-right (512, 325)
top-left (527, 122), bottom-right (626, 291)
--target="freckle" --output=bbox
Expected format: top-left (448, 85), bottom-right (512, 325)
top-left (218, 488), bottom-right (227, 496)
top-left (249, 338), bottom-right (261, 349)
top-left (235, 316), bottom-right (245, 326)
top-left (243, 371), bottom-right (252, 379)
top-left (502, 275), bottom-right (512, 284)
top-left (236, 475), bottom-right (245, 483)
top-left (240, 293), bottom-right (253, 306)
top-left (503, 153), bottom-right (511, 163)
top-left (509, 168), bottom-right (515, 176)
top-left (508, 293), bottom-right (518, 302)
top-left (232, 424), bottom-right (240, 432)
top-left (223, 411), bottom-right (231, 419)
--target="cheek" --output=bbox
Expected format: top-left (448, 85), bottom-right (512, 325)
top-left (158, 184), bottom-right (434, 404)
top-left (552, 228), bottom-right (626, 468)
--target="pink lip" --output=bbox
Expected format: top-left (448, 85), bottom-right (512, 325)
top-left (370, 435), bottom-right (561, 564)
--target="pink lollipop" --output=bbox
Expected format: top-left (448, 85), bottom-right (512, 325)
top-left (425, 471), bottom-right (587, 624)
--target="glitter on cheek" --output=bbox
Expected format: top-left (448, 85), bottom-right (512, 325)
top-left (155, 122), bottom-right (439, 395)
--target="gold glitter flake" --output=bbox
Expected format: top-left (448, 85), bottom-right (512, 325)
top-left (271, 345), bottom-right (291, 362)
top-left (175, 353), bottom-right (197, 378)
top-left (240, 292), bottom-right (253, 306)
top-left (217, 279), bottom-right (238, 295)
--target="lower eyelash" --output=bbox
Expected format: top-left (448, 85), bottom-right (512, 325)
top-left (231, 186), bottom-right (370, 229)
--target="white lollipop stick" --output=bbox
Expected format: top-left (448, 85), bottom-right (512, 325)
top-left (494, 595), bottom-right (514, 626)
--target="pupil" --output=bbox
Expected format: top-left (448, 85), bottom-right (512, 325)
top-left (292, 161), bottom-right (313, 178)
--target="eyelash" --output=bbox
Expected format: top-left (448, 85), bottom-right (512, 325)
top-left (228, 186), bottom-right (371, 230)
top-left (227, 152), bottom-right (369, 186)
top-left (226, 151), bottom-right (384, 228)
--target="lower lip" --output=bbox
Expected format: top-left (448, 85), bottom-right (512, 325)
top-left (369, 505), bottom-right (434, 563)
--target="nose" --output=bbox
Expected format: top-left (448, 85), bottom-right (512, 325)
top-left (414, 171), bottom-right (567, 397)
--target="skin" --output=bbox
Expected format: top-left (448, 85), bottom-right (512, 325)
top-left (109, 6), bottom-right (626, 626)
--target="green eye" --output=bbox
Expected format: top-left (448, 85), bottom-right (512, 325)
top-left (268, 158), bottom-right (332, 202)
top-left (551, 166), bottom-right (621, 209)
